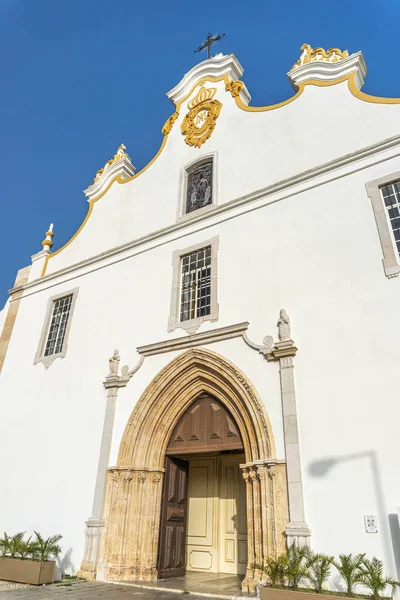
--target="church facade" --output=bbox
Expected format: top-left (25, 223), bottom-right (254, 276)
top-left (0, 45), bottom-right (400, 593)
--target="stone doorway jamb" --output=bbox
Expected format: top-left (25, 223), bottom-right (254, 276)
top-left (77, 351), bottom-right (144, 580)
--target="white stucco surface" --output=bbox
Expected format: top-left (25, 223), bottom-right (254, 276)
top-left (0, 298), bottom-right (9, 338)
top-left (1, 52), bottom-right (400, 581)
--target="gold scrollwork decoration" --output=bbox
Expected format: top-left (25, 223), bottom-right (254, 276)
top-left (162, 111), bottom-right (179, 136)
top-left (92, 144), bottom-right (130, 184)
top-left (291, 43), bottom-right (349, 71)
top-left (181, 85), bottom-right (222, 148)
top-left (225, 80), bottom-right (244, 98)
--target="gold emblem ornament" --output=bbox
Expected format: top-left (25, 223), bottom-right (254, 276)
top-left (291, 43), bottom-right (349, 71)
top-left (162, 111), bottom-right (179, 136)
top-left (181, 85), bottom-right (222, 148)
top-left (225, 80), bottom-right (244, 99)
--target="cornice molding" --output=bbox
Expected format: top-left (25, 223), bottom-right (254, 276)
top-left (14, 131), bottom-right (400, 296)
top-left (137, 322), bottom-right (250, 356)
top-left (167, 53), bottom-right (249, 106)
top-left (84, 157), bottom-right (136, 202)
top-left (287, 51), bottom-right (367, 91)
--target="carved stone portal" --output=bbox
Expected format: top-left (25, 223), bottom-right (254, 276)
top-left (96, 348), bottom-right (289, 593)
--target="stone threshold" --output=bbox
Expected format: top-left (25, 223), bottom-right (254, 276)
top-left (109, 580), bottom-right (254, 600)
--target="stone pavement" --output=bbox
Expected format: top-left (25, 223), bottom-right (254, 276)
top-left (0, 574), bottom-right (253, 600)
top-left (0, 580), bottom-right (207, 600)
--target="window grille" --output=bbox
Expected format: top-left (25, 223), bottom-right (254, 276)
top-left (381, 180), bottom-right (400, 255)
top-left (186, 160), bottom-right (213, 214)
top-left (44, 294), bottom-right (73, 356)
top-left (180, 247), bottom-right (211, 322)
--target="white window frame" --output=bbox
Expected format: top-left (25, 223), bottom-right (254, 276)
top-left (168, 237), bottom-right (219, 334)
top-left (177, 152), bottom-right (218, 222)
top-left (366, 172), bottom-right (400, 278)
top-left (34, 288), bottom-right (79, 368)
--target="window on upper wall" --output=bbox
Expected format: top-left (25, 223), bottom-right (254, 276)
top-left (366, 173), bottom-right (400, 279)
top-left (168, 237), bottom-right (219, 333)
top-left (185, 158), bottom-right (214, 215)
top-left (180, 246), bottom-right (211, 322)
top-left (44, 295), bottom-right (73, 356)
top-left (34, 288), bottom-right (79, 367)
top-left (381, 181), bottom-right (400, 255)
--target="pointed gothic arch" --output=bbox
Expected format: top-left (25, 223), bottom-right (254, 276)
top-left (99, 348), bottom-right (289, 592)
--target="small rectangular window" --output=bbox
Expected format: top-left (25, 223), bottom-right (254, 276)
top-left (180, 246), bottom-right (211, 322)
top-left (381, 180), bottom-right (400, 255)
top-left (186, 160), bottom-right (213, 214)
top-left (44, 294), bottom-right (73, 356)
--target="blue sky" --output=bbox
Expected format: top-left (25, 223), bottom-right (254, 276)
top-left (0, 0), bottom-right (399, 304)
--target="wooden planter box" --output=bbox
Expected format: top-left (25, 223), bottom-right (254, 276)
top-left (0, 557), bottom-right (56, 585)
top-left (260, 586), bottom-right (348, 600)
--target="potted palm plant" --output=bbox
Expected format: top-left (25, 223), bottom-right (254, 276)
top-left (260, 546), bottom-right (399, 600)
top-left (358, 557), bottom-right (399, 600)
top-left (0, 531), bottom-right (62, 585)
top-left (334, 553), bottom-right (365, 597)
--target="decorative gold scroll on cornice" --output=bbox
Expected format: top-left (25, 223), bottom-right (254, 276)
top-left (291, 43), bottom-right (349, 71)
top-left (92, 144), bottom-right (130, 184)
top-left (161, 111), bottom-right (179, 136)
top-left (225, 80), bottom-right (245, 98)
top-left (181, 85), bottom-right (222, 148)
top-left (40, 62), bottom-right (400, 278)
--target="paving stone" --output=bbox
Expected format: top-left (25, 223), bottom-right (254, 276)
top-left (0, 580), bottom-right (213, 600)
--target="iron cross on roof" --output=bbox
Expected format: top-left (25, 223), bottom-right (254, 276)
top-left (194, 33), bottom-right (226, 59)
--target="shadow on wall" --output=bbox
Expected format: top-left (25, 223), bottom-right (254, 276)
top-left (308, 451), bottom-right (397, 576)
top-left (55, 548), bottom-right (75, 580)
top-left (388, 514), bottom-right (400, 580)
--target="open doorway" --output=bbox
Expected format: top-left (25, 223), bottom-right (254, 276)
top-left (157, 394), bottom-right (248, 579)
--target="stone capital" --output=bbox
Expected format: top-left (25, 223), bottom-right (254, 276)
top-left (265, 339), bottom-right (298, 362)
top-left (103, 374), bottom-right (129, 390)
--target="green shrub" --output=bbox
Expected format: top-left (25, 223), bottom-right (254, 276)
top-left (285, 544), bottom-right (311, 590)
top-left (307, 552), bottom-right (335, 593)
top-left (334, 553), bottom-right (365, 597)
top-left (32, 532), bottom-right (62, 562)
top-left (0, 532), bottom-right (62, 562)
top-left (358, 557), bottom-right (399, 600)
top-left (264, 555), bottom-right (288, 586)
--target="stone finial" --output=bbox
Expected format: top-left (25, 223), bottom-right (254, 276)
top-left (41, 223), bottom-right (54, 249)
top-left (277, 309), bottom-right (291, 342)
top-left (108, 349), bottom-right (120, 376)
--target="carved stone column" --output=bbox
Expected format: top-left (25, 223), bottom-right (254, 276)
top-left (257, 465), bottom-right (270, 584)
top-left (78, 353), bottom-right (142, 580)
top-left (98, 467), bottom-right (164, 581)
top-left (266, 326), bottom-right (311, 548)
top-left (241, 467), bottom-right (255, 593)
top-left (249, 467), bottom-right (263, 583)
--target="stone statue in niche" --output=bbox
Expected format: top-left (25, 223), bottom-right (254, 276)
top-left (109, 349), bottom-right (120, 376)
top-left (277, 309), bottom-right (291, 342)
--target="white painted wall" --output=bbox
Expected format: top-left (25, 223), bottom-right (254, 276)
top-left (1, 55), bottom-right (400, 582)
top-left (0, 298), bottom-right (9, 338)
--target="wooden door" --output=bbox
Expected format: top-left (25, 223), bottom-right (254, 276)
top-left (158, 456), bottom-right (189, 578)
top-left (219, 456), bottom-right (248, 575)
top-left (186, 457), bottom-right (218, 572)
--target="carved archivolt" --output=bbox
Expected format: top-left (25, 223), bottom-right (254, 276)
top-left (118, 347), bottom-right (275, 467)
